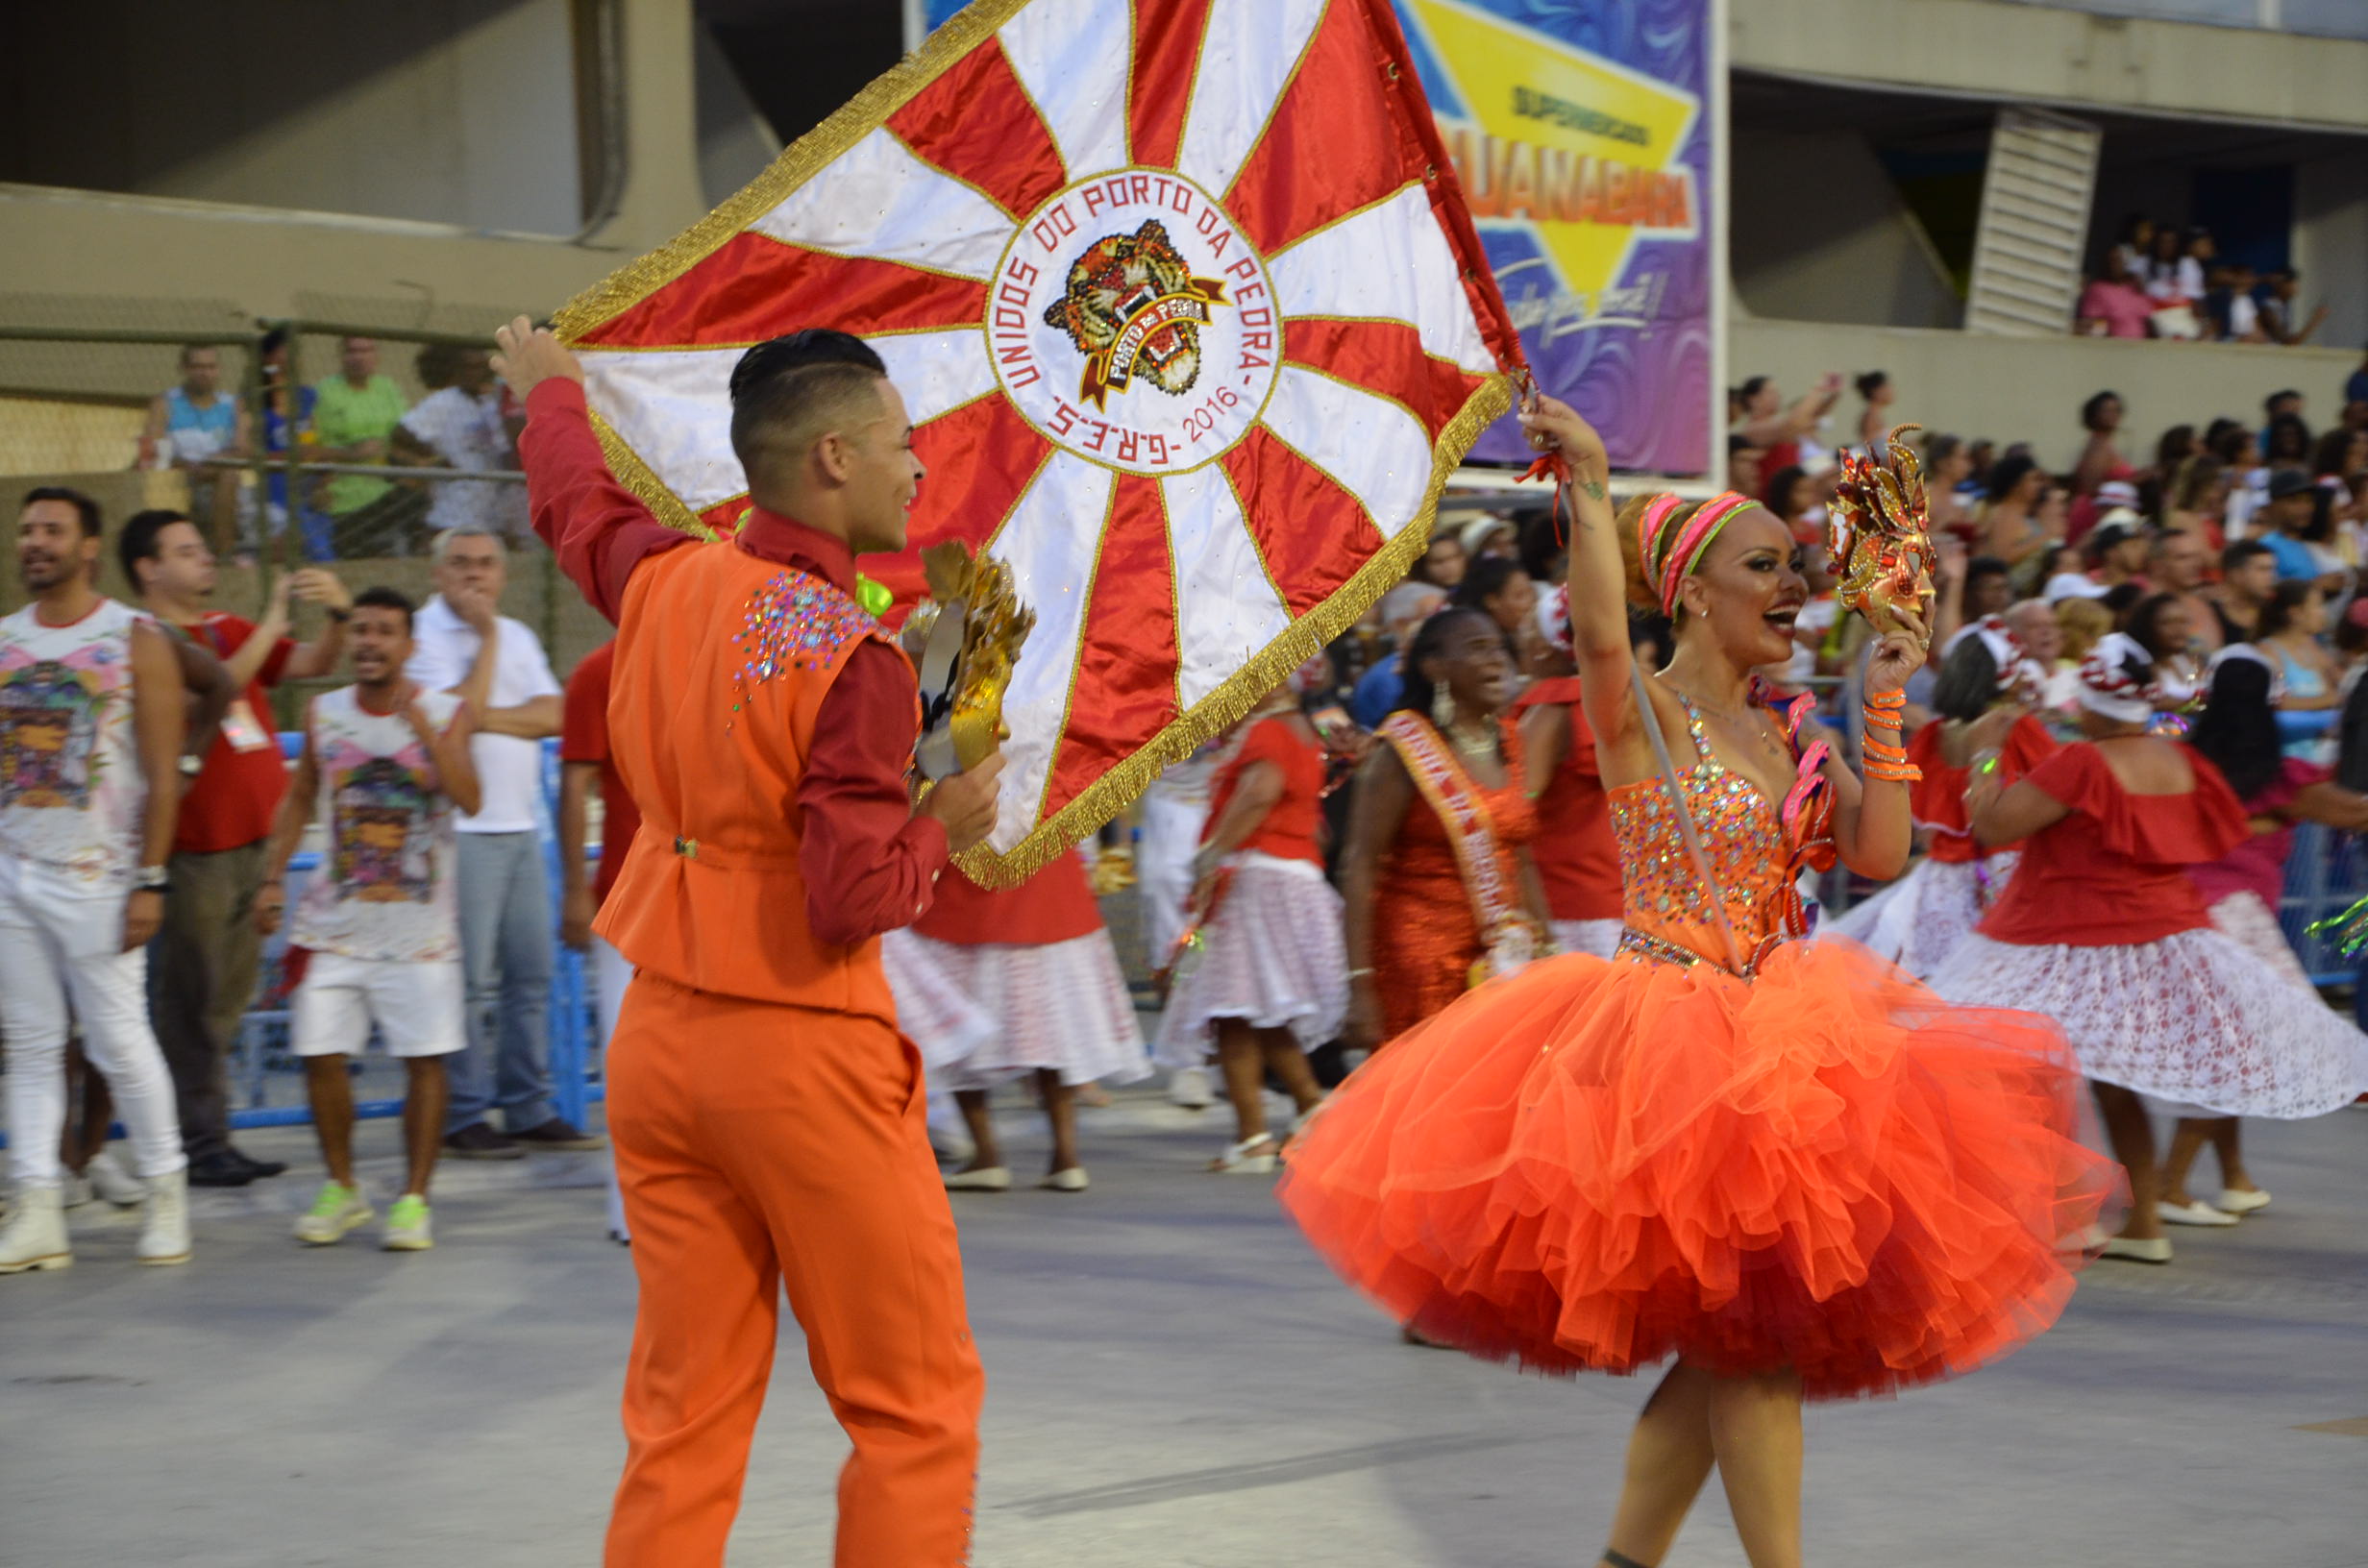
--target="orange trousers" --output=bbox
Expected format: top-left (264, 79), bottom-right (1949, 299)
top-left (604, 972), bottom-right (983, 1567)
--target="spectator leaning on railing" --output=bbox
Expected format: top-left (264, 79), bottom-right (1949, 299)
top-left (309, 335), bottom-right (413, 551)
top-left (393, 344), bottom-right (528, 545)
top-left (118, 508), bottom-right (353, 1189)
top-left (140, 345), bottom-right (252, 543)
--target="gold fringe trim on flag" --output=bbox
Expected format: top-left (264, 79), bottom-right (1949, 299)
top-left (952, 368), bottom-right (1516, 889)
top-left (588, 409), bottom-right (722, 541)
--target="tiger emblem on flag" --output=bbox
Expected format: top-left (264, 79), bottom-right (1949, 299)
top-left (1041, 220), bottom-right (1229, 408)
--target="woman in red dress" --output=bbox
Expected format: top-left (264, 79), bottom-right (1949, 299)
top-left (1335, 604), bottom-right (1549, 1051)
top-left (891, 853), bottom-right (1148, 1193)
top-left (1154, 687), bottom-right (1345, 1174)
top-left (1513, 584), bottom-right (1623, 958)
top-left (1931, 634), bottom-right (2368, 1260)
top-left (1287, 400), bottom-right (2116, 1568)
top-left (2160, 649), bottom-right (2368, 1222)
top-left (1829, 618), bottom-right (2057, 974)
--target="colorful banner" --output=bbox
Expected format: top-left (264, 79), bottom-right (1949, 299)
top-left (1395, 0), bottom-right (1714, 476)
top-left (557, 0), bottom-right (1520, 884)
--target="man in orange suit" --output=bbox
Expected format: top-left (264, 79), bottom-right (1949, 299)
top-left (492, 316), bottom-right (1003, 1567)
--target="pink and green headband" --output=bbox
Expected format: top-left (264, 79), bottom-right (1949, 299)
top-left (1638, 491), bottom-right (1765, 615)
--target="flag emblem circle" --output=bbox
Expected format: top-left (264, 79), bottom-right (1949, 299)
top-left (988, 169), bottom-right (1279, 476)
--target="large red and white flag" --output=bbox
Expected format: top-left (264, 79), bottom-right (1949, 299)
top-left (553, 0), bottom-right (1523, 883)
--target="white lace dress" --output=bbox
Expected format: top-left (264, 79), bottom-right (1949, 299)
top-left (1154, 852), bottom-right (1348, 1069)
top-left (1826, 852), bottom-right (2018, 978)
top-left (1924, 745), bottom-right (2368, 1119)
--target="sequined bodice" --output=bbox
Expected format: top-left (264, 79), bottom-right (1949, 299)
top-left (1606, 686), bottom-right (1836, 972)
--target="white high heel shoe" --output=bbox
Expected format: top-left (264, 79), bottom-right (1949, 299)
top-left (943, 1166), bottom-right (1012, 1191)
top-left (1208, 1136), bottom-right (1278, 1175)
top-left (1038, 1167), bottom-right (1089, 1192)
top-left (2216, 1187), bottom-right (2271, 1214)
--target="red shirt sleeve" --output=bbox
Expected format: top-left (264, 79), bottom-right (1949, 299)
top-left (797, 639), bottom-right (951, 946)
top-left (521, 379), bottom-right (692, 623)
top-left (559, 646), bottom-right (611, 764)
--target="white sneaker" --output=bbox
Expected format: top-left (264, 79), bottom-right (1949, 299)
top-left (136, 1170), bottom-right (191, 1266)
top-left (86, 1149), bottom-right (145, 1207)
top-left (1168, 1066), bottom-right (1215, 1110)
top-left (293, 1182), bottom-right (375, 1246)
top-left (0, 1187), bottom-right (72, 1273)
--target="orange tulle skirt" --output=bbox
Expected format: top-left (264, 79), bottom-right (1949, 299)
top-left (1279, 939), bottom-right (2123, 1402)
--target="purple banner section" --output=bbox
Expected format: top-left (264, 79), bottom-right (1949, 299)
top-left (1391, 0), bottom-right (1714, 476)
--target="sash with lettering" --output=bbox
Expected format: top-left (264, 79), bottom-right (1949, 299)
top-left (552, 0), bottom-right (1524, 886)
top-left (1376, 712), bottom-right (1539, 984)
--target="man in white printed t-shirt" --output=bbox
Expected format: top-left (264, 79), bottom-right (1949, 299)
top-left (256, 588), bottom-right (481, 1251)
top-left (0, 487), bottom-right (194, 1274)
top-left (405, 526), bottom-right (603, 1159)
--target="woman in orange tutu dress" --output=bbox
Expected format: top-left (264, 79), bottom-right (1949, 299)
top-left (1335, 603), bottom-right (1549, 1055)
top-left (1281, 399), bottom-right (2119, 1568)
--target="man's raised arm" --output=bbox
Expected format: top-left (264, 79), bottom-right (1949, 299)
top-left (493, 316), bottom-right (690, 624)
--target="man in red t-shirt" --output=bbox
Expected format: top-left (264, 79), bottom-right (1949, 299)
top-left (119, 509), bottom-right (353, 1187)
top-left (557, 638), bottom-right (638, 1241)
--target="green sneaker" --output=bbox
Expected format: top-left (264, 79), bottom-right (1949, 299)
top-left (381, 1194), bottom-right (433, 1252)
top-left (294, 1182), bottom-right (373, 1246)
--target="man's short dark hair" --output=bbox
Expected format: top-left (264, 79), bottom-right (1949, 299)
top-left (1964, 553), bottom-right (2010, 584)
top-left (728, 330), bottom-right (891, 475)
top-left (117, 508), bottom-right (193, 588)
top-left (21, 485), bottom-right (102, 539)
top-left (2222, 538), bottom-right (2275, 576)
top-left (2266, 389), bottom-right (2302, 410)
top-left (353, 585), bottom-right (416, 632)
top-left (1727, 432), bottom-right (1759, 455)
top-left (2080, 390), bottom-right (2120, 429)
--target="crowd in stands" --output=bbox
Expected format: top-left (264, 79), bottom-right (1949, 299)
top-left (136, 336), bottom-right (529, 565)
top-left (2076, 216), bottom-right (2333, 344)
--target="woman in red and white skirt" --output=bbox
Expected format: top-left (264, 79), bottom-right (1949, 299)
top-left (2158, 647), bottom-right (2368, 1223)
top-left (897, 851), bottom-right (1148, 1192)
top-left (1153, 685), bottom-right (1344, 1173)
top-left (1929, 633), bottom-right (2368, 1262)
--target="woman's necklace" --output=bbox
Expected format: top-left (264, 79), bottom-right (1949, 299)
top-left (1664, 679), bottom-right (1792, 767)
top-left (1442, 708), bottom-right (1499, 758)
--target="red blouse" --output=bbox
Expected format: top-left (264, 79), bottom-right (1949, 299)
top-left (1512, 676), bottom-right (1621, 920)
top-left (1978, 743), bottom-right (2249, 946)
top-left (1204, 716), bottom-right (1324, 865)
top-left (912, 850), bottom-right (1105, 947)
top-left (1910, 714), bottom-right (2058, 866)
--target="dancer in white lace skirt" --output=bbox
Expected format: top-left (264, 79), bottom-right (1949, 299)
top-left (2156, 649), bottom-right (2368, 1225)
top-left (1929, 635), bottom-right (2368, 1263)
top-left (1154, 695), bottom-right (1343, 1173)
top-left (903, 851), bottom-right (1147, 1192)
top-left (1828, 619), bottom-right (2053, 974)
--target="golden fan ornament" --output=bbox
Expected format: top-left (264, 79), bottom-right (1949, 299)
top-left (1827, 423), bottom-right (1938, 644)
top-left (911, 541), bottom-right (1036, 779)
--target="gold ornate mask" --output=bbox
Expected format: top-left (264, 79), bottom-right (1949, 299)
top-left (912, 541), bottom-right (1036, 778)
top-left (1828, 423), bottom-right (1937, 644)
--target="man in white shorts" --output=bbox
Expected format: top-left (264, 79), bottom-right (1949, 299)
top-left (255, 587), bottom-right (481, 1251)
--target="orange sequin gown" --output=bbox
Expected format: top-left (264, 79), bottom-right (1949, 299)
top-left (1371, 715), bottom-right (1537, 1038)
top-left (1284, 686), bottom-right (2119, 1401)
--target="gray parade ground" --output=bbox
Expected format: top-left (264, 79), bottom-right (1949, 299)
top-left (8, 1090), bottom-right (2363, 1567)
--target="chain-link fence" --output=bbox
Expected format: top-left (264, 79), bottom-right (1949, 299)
top-left (0, 311), bottom-right (618, 724)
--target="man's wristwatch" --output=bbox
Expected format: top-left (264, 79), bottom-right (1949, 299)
top-left (177, 754), bottom-right (204, 778)
top-left (134, 865), bottom-right (171, 894)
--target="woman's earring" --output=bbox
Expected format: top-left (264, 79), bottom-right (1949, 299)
top-left (1433, 685), bottom-right (1457, 730)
